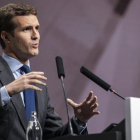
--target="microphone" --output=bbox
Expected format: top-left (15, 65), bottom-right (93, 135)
top-left (55, 56), bottom-right (74, 135)
top-left (80, 66), bottom-right (125, 100)
top-left (56, 56), bottom-right (65, 78)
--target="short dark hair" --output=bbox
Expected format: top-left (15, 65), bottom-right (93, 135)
top-left (0, 3), bottom-right (37, 49)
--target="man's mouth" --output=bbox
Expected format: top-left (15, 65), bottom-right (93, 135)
top-left (32, 43), bottom-right (39, 48)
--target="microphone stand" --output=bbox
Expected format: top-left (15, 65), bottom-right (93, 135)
top-left (109, 88), bottom-right (125, 100)
top-left (60, 76), bottom-right (76, 135)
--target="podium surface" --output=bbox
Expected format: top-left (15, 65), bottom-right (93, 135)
top-left (49, 132), bottom-right (122, 140)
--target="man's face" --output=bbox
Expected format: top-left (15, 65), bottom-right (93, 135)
top-left (7, 15), bottom-right (40, 62)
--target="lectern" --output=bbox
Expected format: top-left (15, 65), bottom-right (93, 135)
top-left (125, 97), bottom-right (140, 140)
top-left (49, 97), bottom-right (140, 140)
top-left (49, 131), bottom-right (122, 140)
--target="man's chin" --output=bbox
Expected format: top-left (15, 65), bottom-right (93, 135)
top-left (27, 52), bottom-right (39, 59)
top-left (32, 50), bottom-right (39, 56)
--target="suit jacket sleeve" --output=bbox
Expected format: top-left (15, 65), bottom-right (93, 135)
top-left (42, 87), bottom-right (88, 140)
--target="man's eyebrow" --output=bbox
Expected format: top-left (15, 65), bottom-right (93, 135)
top-left (21, 24), bottom-right (40, 29)
top-left (21, 26), bottom-right (32, 29)
top-left (36, 25), bottom-right (40, 28)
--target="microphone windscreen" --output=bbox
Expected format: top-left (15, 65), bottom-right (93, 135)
top-left (56, 56), bottom-right (65, 78)
top-left (80, 66), bottom-right (111, 91)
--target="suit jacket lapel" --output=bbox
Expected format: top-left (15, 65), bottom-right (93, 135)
top-left (35, 90), bottom-right (44, 124)
top-left (11, 95), bottom-right (28, 131)
top-left (0, 56), bottom-right (28, 131)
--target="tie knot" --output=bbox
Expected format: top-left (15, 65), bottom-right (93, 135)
top-left (20, 65), bottom-right (30, 73)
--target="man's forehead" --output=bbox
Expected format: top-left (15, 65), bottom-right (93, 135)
top-left (12, 15), bottom-right (39, 27)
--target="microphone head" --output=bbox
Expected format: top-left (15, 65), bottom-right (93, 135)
top-left (56, 56), bottom-right (65, 79)
top-left (80, 66), bottom-right (111, 91)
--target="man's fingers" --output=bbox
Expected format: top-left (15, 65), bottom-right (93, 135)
top-left (67, 98), bottom-right (77, 108)
top-left (26, 74), bottom-right (47, 80)
top-left (92, 111), bottom-right (100, 115)
top-left (89, 96), bottom-right (97, 106)
top-left (29, 79), bottom-right (46, 86)
top-left (90, 103), bottom-right (98, 110)
top-left (28, 85), bottom-right (42, 91)
top-left (86, 91), bottom-right (93, 102)
top-left (26, 72), bottom-right (47, 79)
top-left (27, 71), bottom-right (45, 75)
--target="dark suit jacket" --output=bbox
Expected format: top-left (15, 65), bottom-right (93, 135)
top-left (0, 56), bottom-right (87, 140)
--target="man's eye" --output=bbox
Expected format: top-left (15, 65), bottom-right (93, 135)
top-left (36, 26), bottom-right (39, 30)
top-left (23, 27), bottom-right (31, 31)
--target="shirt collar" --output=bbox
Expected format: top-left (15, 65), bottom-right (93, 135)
top-left (2, 53), bottom-right (30, 73)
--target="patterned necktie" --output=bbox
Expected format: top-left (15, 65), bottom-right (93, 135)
top-left (20, 65), bottom-right (36, 122)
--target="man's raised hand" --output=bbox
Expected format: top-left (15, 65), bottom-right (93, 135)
top-left (67, 91), bottom-right (100, 123)
top-left (6, 72), bottom-right (47, 96)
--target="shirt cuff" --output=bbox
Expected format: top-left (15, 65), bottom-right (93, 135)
top-left (0, 86), bottom-right (11, 106)
top-left (73, 116), bottom-right (87, 134)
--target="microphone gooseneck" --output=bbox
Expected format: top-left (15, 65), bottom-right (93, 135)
top-left (55, 56), bottom-right (74, 135)
top-left (80, 66), bottom-right (125, 100)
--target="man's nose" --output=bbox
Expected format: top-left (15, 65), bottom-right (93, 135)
top-left (31, 29), bottom-right (40, 40)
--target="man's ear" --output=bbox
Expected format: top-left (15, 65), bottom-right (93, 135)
top-left (1, 31), bottom-right (11, 44)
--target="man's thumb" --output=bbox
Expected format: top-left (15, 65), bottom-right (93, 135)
top-left (67, 98), bottom-right (75, 108)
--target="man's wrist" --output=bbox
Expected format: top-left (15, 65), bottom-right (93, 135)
top-left (0, 86), bottom-right (11, 105)
top-left (75, 116), bottom-right (87, 126)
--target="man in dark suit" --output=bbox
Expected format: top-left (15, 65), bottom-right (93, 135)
top-left (0, 3), bottom-right (100, 140)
